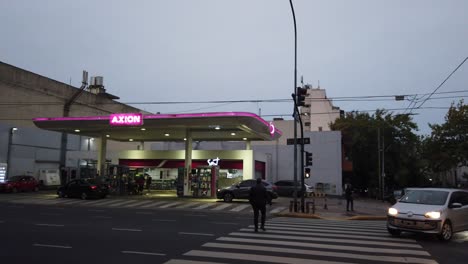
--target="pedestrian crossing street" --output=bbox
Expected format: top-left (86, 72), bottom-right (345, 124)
top-left (0, 194), bottom-right (286, 214)
top-left (164, 217), bottom-right (438, 264)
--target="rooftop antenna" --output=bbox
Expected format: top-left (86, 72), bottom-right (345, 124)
top-left (318, 80), bottom-right (320, 88)
top-left (301, 75), bottom-right (304, 86)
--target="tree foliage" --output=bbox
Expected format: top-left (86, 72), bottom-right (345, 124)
top-left (330, 110), bottom-right (424, 194)
top-left (423, 100), bottom-right (468, 185)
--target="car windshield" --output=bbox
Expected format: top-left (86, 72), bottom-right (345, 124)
top-left (399, 190), bottom-right (449, 205)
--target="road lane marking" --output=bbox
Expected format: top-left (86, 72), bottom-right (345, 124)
top-left (202, 243), bottom-right (438, 264)
top-left (164, 259), bottom-right (227, 264)
top-left (83, 199), bottom-right (125, 206)
top-left (184, 250), bottom-right (352, 264)
top-left (217, 237), bottom-right (430, 256)
top-left (159, 201), bottom-right (183, 208)
top-left (230, 204), bottom-right (250, 212)
top-left (211, 203), bottom-right (231, 210)
top-left (122, 250), bottom-right (166, 256)
top-left (269, 206), bottom-right (286, 213)
top-left (179, 232), bottom-right (214, 237)
top-left (35, 224), bottom-right (64, 227)
top-left (106, 200), bottom-right (140, 207)
top-left (176, 202), bottom-right (200, 209)
top-left (140, 201), bottom-right (167, 208)
top-left (229, 232), bottom-right (422, 248)
top-left (33, 243), bottom-right (72, 249)
top-left (112, 228), bottom-right (142, 232)
top-left (242, 226), bottom-right (414, 243)
top-left (192, 203), bottom-right (216, 210)
top-left (121, 200), bottom-right (155, 208)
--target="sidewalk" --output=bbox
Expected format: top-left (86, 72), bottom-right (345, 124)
top-left (274, 196), bottom-right (391, 220)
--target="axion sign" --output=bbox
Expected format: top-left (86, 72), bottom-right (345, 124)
top-left (110, 113), bottom-right (143, 126)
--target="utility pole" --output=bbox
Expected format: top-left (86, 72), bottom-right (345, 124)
top-left (377, 127), bottom-right (381, 200)
top-left (59, 71), bottom-right (88, 175)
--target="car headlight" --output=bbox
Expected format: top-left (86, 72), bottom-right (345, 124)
top-left (388, 208), bottom-right (398, 216)
top-left (424, 211), bottom-right (441, 219)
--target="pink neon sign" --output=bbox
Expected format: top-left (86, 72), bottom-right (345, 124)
top-left (109, 113), bottom-right (143, 126)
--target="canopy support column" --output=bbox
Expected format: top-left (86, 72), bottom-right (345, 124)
top-left (97, 136), bottom-right (107, 176)
top-left (184, 130), bottom-right (193, 196)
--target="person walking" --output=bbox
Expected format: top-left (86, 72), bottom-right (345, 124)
top-left (249, 178), bottom-right (271, 232)
top-left (145, 174), bottom-right (152, 192)
top-left (345, 183), bottom-right (354, 211)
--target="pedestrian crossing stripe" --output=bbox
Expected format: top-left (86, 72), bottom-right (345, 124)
top-left (200, 242), bottom-right (437, 264)
top-left (228, 231), bottom-right (423, 249)
top-left (159, 201), bottom-right (183, 208)
top-left (266, 222), bottom-right (388, 233)
top-left (240, 227), bottom-right (413, 243)
top-left (211, 203), bottom-right (231, 211)
top-left (216, 236), bottom-right (431, 256)
top-left (2, 196), bottom-right (286, 213)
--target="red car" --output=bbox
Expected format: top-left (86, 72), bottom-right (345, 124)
top-left (0, 175), bottom-right (39, 193)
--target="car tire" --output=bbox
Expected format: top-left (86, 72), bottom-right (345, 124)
top-left (387, 228), bottom-right (401, 236)
top-left (80, 192), bottom-right (87, 200)
top-left (438, 220), bottom-right (453, 241)
top-left (223, 192), bottom-right (233, 202)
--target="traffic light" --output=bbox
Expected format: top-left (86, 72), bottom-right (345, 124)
top-left (305, 168), bottom-right (311, 178)
top-left (296, 87), bottom-right (307, 107)
top-left (305, 151), bottom-right (313, 166)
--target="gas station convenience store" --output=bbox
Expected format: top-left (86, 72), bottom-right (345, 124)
top-left (33, 112), bottom-right (282, 197)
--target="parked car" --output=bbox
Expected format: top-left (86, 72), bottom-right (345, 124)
top-left (0, 175), bottom-right (39, 193)
top-left (57, 178), bottom-right (109, 200)
top-left (387, 188), bottom-right (468, 241)
top-left (216, 179), bottom-right (278, 203)
top-left (274, 180), bottom-right (314, 197)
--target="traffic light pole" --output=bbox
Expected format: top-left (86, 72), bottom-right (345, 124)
top-left (289, 0), bottom-right (298, 212)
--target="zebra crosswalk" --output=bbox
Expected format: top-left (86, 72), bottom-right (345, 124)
top-left (0, 193), bottom-right (286, 214)
top-left (164, 217), bottom-right (438, 264)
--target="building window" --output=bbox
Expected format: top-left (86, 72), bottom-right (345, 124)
top-left (305, 122), bottom-right (311, 127)
top-left (318, 126), bottom-right (323, 131)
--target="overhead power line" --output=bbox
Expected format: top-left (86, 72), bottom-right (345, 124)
top-left (412, 56), bottom-right (468, 111)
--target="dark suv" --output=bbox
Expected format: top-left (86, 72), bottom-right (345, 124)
top-left (216, 179), bottom-right (278, 202)
top-left (274, 180), bottom-right (314, 197)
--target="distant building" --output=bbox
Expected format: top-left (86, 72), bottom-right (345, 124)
top-left (299, 84), bottom-right (343, 132)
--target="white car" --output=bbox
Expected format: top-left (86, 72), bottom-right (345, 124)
top-left (387, 188), bottom-right (468, 241)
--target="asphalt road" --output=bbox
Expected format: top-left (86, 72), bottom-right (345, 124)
top-left (0, 202), bottom-right (252, 264)
top-left (0, 197), bottom-right (467, 264)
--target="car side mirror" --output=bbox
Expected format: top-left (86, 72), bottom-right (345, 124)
top-left (449, 203), bottom-right (462, 209)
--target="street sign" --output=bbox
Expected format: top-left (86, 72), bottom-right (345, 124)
top-left (287, 137), bottom-right (310, 145)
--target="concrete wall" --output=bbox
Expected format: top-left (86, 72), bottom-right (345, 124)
top-left (0, 61), bottom-right (147, 128)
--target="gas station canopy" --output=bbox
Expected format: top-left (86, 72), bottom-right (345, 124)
top-left (33, 112), bottom-right (282, 142)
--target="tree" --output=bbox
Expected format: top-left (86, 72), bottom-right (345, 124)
top-left (330, 110), bottom-right (423, 195)
top-left (424, 100), bottom-right (468, 186)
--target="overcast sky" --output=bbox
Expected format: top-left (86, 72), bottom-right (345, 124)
top-left (1, 0), bottom-right (467, 135)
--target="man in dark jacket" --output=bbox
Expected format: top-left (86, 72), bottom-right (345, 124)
top-left (249, 178), bottom-right (271, 232)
